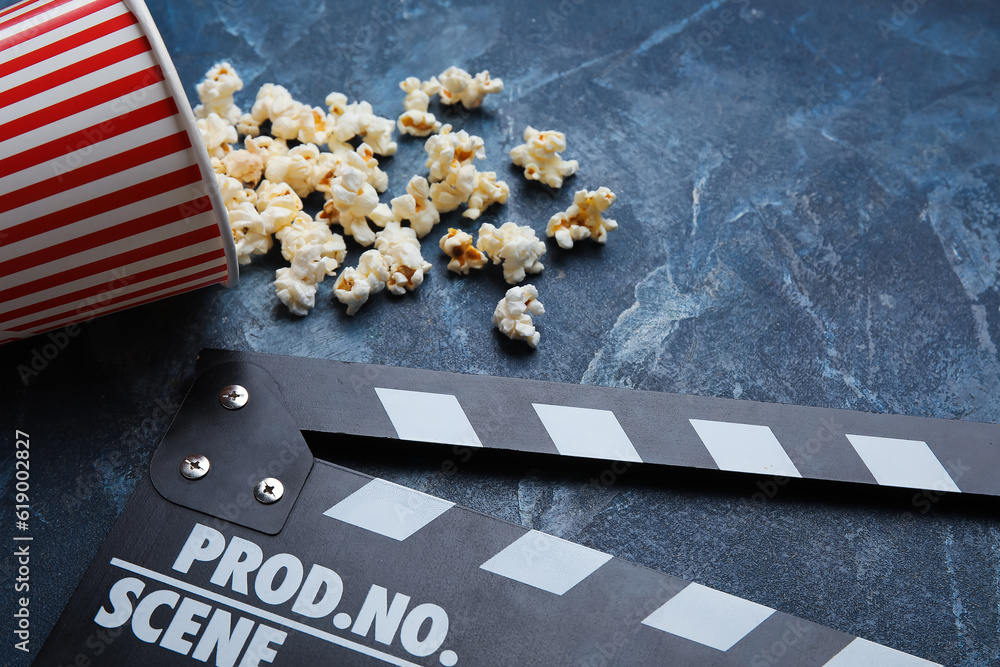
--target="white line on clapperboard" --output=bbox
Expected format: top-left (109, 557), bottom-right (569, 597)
top-left (109, 558), bottom-right (421, 667)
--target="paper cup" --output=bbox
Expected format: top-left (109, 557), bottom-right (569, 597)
top-left (0, 0), bottom-right (237, 345)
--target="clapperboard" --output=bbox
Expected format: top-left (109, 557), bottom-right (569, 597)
top-left (39, 348), bottom-right (997, 665)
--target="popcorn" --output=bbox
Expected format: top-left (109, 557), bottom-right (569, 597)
top-left (255, 180), bottom-right (303, 235)
top-left (509, 127), bottom-right (579, 189)
top-left (387, 175), bottom-right (440, 237)
top-left (220, 149), bottom-right (264, 186)
top-left (464, 170), bottom-right (509, 220)
top-left (424, 124), bottom-right (485, 182)
top-left (334, 249), bottom-right (391, 315)
top-left (264, 143), bottom-right (322, 198)
top-left (244, 136), bottom-right (289, 167)
top-left (351, 144), bottom-right (389, 193)
top-left (275, 212), bottom-right (346, 275)
top-left (374, 222), bottom-right (432, 295)
top-left (241, 83), bottom-right (297, 137)
top-left (318, 164), bottom-right (381, 246)
top-left (197, 113), bottom-right (237, 159)
top-left (397, 77), bottom-right (442, 137)
top-left (327, 95), bottom-right (398, 156)
top-left (546, 187), bottom-right (618, 249)
top-left (438, 67), bottom-right (503, 109)
top-left (194, 62), bottom-right (243, 125)
top-left (274, 244), bottom-right (327, 316)
top-left (429, 164), bottom-right (476, 213)
top-left (270, 212), bottom-right (347, 316)
top-left (493, 284), bottom-right (544, 348)
top-left (229, 202), bottom-right (270, 264)
top-left (477, 222), bottom-right (546, 284)
top-left (217, 173), bottom-right (256, 209)
top-left (440, 228), bottom-right (486, 274)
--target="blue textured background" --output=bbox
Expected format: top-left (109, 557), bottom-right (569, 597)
top-left (2, 0), bottom-right (1000, 664)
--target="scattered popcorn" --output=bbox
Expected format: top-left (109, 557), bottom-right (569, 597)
top-left (424, 125), bottom-right (485, 182)
top-left (494, 284), bottom-right (544, 348)
top-left (197, 113), bottom-right (237, 159)
top-left (220, 149), bottom-right (264, 186)
top-left (464, 170), bottom-right (509, 220)
top-left (509, 127), bottom-right (579, 189)
top-left (440, 228), bottom-right (486, 274)
top-left (255, 180), bottom-right (303, 235)
top-left (374, 222), bottom-right (432, 295)
top-left (264, 143), bottom-right (322, 198)
top-left (334, 250), bottom-right (391, 315)
top-left (275, 212), bottom-right (346, 275)
top-left (438, 67), bottom-right (503, 109)
top-left (397, 77), bottom-right (442, 137)
top-left (477, 222), bottom-right (546, 284)
top-left (194, 62), bottom-right (243, 125)
top-left (274, 244), bottom-right (327, 316)
top-left (546, 187), bottom-right (618, 249)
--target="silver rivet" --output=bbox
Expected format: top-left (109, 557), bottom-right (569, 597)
top-left (254, 478), bottom-right (283, 504)
top-left (180, 455), bottom-right (210, 480)
top-left (220, 385), bottom-right (248, 410)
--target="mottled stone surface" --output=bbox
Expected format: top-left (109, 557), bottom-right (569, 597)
top-left (2, 0), bottom-right (1000, 664)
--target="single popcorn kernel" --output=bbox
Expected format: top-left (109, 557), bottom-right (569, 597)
top-left (264, 143), bottom-right (323, 198)
top-left (477, 222), bottom-right (546, 284)
top-left (375, 222), bottom-right (433, 295)
top-left (546, 187), bottom-right (618, 249)
top-left (510, 126), bottom-right (579, 189)
top-left (220, 150), bottom-right (264, 186)
top-left (275, 212), bottom-right (346, 276)
top-left (424, 124), bottom-right (485, 183)
top-left (274, 244), bottom-right (327, 317)
top-left (440, 228), bottom-right (486, 274)
top-left (438, 66), bottom-right (503, 109)
top-left (334, 250), bottom-right (391, 315)
top-left (494, 284), bottom-right (544, 348)
top-left (194, 62), bottom-right (243, 125)
top-left (464, 170), bottom-right (510, 220)
top-left (197, 113), bottom-right (237, 159)
top-left (397, 77), bottom-right (442, 137)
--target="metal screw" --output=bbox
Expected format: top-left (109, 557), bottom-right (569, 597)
top-left (254, 478), bottom-right (284, 504)
top-left (219, 385), bottom-right (248, 410)
top-left (180, 455), bottom-right (210, 480)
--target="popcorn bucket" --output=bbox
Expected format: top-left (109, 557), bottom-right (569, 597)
top-left (0, 0), bottom-right (237, 345)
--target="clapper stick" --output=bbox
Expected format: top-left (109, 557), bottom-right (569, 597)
top-left (38, 352), bottom-right (941, 665)
top-left (38, 352), bottom-right (935, 667)
top-left (197, 349), bottom-right (998, 497)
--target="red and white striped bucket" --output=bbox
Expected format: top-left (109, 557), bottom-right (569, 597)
top-left (0, 0), bottom-right (237, 345)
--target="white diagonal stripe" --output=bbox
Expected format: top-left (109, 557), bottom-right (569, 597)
top-left (641, 583), bottom-right (775, 651)
top-left (689, 419), bottom-right (801, 477)
top-left (374, 387), bottom-right (482, 447)
top-left (531, 404), bottom-right (642, 462)
top-left (845, 435), bottom-right (960, 492)
top-left (323, 478), bottom-right (454, 541)
top-left (479, 530), bottom-right (613, 596)
top-left (822, 638), bottom-right (941, 666)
